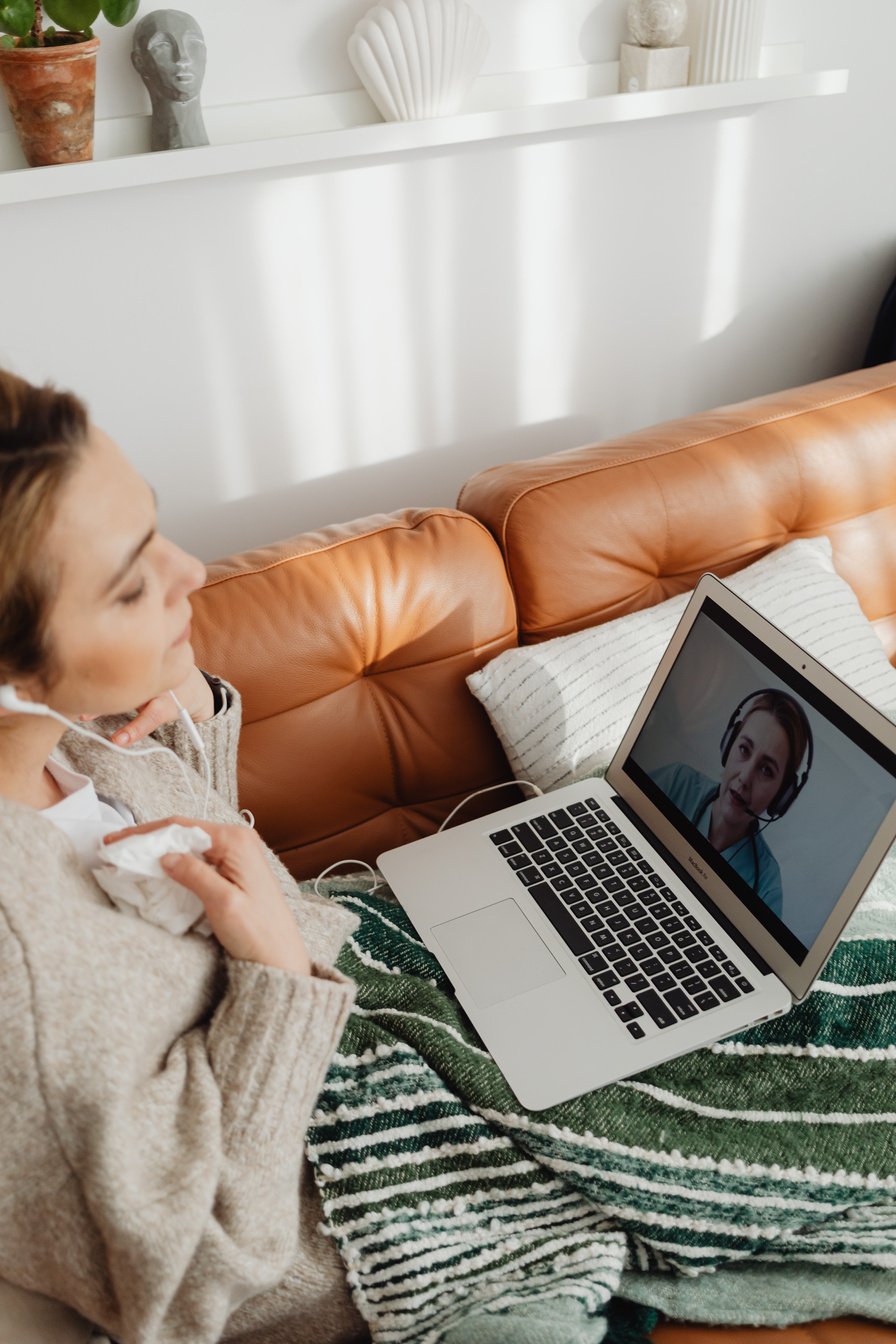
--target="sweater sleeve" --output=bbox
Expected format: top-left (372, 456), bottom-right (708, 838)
top-left (0, 922), bottom-right (355, 1344)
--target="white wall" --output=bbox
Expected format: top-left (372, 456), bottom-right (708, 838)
top-left (1, 0), bottom-right (894, 561)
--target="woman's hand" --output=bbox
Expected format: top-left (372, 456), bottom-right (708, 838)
top-left (104, 817), bottom-right (312, 976)
top-left (107, 666), bottom-right (216, 747)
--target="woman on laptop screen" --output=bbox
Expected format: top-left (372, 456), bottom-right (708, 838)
top-left (649, 689), bottom-right (813, 918)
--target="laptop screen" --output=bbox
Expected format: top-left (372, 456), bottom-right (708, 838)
top-left (622, 597), bottom-right (896, 963)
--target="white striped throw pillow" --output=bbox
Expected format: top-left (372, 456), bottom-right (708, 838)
top-left (467, 537), bottom-right (896, 792)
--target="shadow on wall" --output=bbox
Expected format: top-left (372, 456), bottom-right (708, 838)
top-left (176, 414), bottom-right (602, 561)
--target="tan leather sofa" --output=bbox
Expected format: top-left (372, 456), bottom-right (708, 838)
top-left (190, 361), bottom-right (896, 1344)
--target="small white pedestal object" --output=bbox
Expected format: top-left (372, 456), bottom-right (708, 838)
top-left (619, 43), bottom-right (690, 92)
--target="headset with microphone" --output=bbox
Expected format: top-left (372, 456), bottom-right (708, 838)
top-left (718, 689), bottom-right (813, 821)
top-left (0, 683), bottom-right (212, 818)
top-left (692, 688), bottom-right (814, 897)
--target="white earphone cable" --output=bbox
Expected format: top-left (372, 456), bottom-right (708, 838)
top-left (314, 860), bottom-right (382, 900)
top-left (168, 691), bottom-right (211, 819)
top-left (0, 685), bottom-right (211, 818)
top-left (437, 779), bottom-right (543, 833)
top-left (313, 780), bottom-right (544, 899)
top-left (57, 711), bottom-right (204, 811)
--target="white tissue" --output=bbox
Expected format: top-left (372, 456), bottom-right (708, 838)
top-left (93, 824), bottom-right (214, 937)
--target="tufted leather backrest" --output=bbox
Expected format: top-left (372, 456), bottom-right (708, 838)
top-left (189, 509), bottom-right (517, 879)
top-left (458, 364), bottom-right (896, 661)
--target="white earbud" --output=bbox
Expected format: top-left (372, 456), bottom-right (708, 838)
top-left (0, 685), bottom-right (52, 716)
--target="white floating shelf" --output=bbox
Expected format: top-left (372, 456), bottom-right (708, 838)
top-left (0, 54), bottom-right (848, 206)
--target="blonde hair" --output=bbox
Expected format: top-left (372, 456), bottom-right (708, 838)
top-left (0, 369), bottom-right (89, 686)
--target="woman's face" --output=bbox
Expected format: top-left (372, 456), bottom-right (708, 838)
top-left (141, 23), bottom-right (207, 101)
top-left (718, 709), bottom-right (791, 829)
top-left (33, 426), bottom-right (206, 718)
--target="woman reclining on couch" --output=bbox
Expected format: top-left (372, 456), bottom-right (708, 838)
top-left (0, 369), bottom-right (371, 1344)
top-left (4, 369), bottom-right (893, 1344)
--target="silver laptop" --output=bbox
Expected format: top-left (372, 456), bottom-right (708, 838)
top-left (379, 574), bottom-right (896, 1109)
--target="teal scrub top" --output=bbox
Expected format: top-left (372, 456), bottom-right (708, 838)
top-left (649, 762), bottom-right (784, 920)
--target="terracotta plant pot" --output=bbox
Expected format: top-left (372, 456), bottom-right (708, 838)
top-left (0, 35), bottom-right (99, 167)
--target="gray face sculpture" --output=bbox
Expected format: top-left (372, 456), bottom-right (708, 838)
top-left (132, 9), bottom-right (209, 151)
top-left (133, 10), bottom-right (206, 102)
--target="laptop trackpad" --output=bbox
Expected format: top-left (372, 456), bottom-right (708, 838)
top-left (432, 899), bottom-right (565, 1008)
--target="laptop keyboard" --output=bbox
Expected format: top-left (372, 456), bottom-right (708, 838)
top-left (489, 797), bottom-right (755, 1040)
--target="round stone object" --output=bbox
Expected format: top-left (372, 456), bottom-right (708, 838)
top-left (627, 0), bottom-right (688, 48)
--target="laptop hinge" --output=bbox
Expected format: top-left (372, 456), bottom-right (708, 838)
top-left (610, 793), bottom-right (773, 977)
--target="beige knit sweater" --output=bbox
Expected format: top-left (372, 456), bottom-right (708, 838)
top-left (0, 691), bottom-right (369, 1344)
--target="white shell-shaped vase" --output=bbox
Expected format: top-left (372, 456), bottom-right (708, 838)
top-left (348, 0), bottom-right (490, 122)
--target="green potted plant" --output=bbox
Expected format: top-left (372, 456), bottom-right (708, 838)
top-left (0, 0), bottom-right (139, 167)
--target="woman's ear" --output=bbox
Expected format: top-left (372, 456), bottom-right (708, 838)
top-left (0, 686), bottom-right (49, 719)
top-left (0, 673), bottom-right (24, 718)
top-left (0, 668), bottom-right (54, 719)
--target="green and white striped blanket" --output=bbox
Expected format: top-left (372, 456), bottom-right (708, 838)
top-left (305, 865), bottom-right (896, 1344)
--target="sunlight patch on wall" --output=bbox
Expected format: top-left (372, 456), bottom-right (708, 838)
top-left (513, 138), bottom-right (579, 428)
top-left (252, 174), bottom-right (351, 483)
top-left (252, 166), bottom-right (435, 483)
top-left (253, 166), bottom-right (428, 482)
top-left (700, 114), bottom-right (753, 342)
top-left (325, 165), bottom-right (422, 471)
top-left (193, 261), bottom-right (256, 503)
top-left (413, 155), bottom-right (458, 453)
